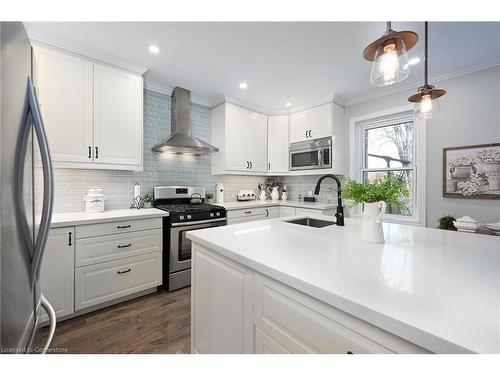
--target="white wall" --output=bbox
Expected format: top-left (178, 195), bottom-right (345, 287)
top-left (345, 66), bottom-right (500, 227)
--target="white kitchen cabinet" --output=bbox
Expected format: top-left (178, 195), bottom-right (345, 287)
top-left (279, 206), bottom-right (296, 217)
top-left (191, 245), bottom-right (254, 354)
top-left (267, 115), bottom-right (289, 173)
top-left (289, 103), bottom-right (333, 144)
top-left (32, 43), bottom-right (143, 171)
top-left (212, 102), bottom-right (268, 175)
top-left (295, 207), bottom-right (324, 216)
top-left (254, 327), bottom-right (292, 354)
top-left (33, 45), bottom-right (94, 164)
top-left (39, 227), bottom-right (75, 322)
top-left (93, 64), bottom-right (143, 167)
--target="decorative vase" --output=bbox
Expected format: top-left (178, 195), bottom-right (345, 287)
top-left (481, 161), bottom-right (500, 190)
top-left (451, 165), bottom-right (473, 180)
top-left (281, 192), bottom-right (288, 201)
top-left (206, 198), bottom-right (214, 204)
top-left (259, 190), bottom-right (267, 200)
top-left (360, 201), bottom-right (387, 244)
top-left (271, 187), bottom-right (280, 201)
top-left (144, 201), bottom-right (152, 208)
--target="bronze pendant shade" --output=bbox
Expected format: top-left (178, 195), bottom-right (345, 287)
top-left (363, 26), bottom-right (418, 61)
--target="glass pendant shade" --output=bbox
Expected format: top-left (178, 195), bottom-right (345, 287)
top-left (413, 94), bottom-right (440, 119)
top-left (370, 36), bottom-right (410, 86)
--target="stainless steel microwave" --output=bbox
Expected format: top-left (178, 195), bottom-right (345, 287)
top-left (289, 136), bottom-right (332, 171)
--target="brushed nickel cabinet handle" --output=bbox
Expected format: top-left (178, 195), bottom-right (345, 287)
top-left (117, 268), bottom-right (131, 274)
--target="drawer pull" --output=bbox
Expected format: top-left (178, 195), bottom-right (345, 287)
top-left (244, 210), bottom-right (252, 214)
top-left (117, 244), bottom-right (132, 248)
top-left (347, 351), bottom-right (354, 354)
top-left (117, 268), bottom-right (131, 274)
top-left (116, 224), bottom-right (131, 229)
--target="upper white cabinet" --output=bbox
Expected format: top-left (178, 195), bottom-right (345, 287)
top-left (267, 115), bottom-right (289, 174)
top-left (33, 46), bottom-right (94, 164)
top-left (32, 44), bottom-right (143, 171)
top-left (289, 103), bottom-right (332, 143)
top-left (212, 102), bottom-right (268, 175)
top-left (93, 64), bottom-right (143, 167)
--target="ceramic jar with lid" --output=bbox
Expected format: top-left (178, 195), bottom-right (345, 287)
top-left (84, 187), bottom-right (106, 213)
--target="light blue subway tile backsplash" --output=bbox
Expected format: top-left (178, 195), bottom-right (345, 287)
top-left (46, 89), bottom-right (267, 213)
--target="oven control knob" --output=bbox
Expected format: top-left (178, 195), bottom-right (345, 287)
top-left (187, 215), bottom-right (192, 220)
top-left (179, 215), bottom-right (185, 221)
top-left (210, 213), bottom-right (214, 218)
top-left (216, 212), bottom-right (221, 217)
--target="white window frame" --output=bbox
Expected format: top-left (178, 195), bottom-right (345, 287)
top-left (349, 105), bottom-right (426, 226)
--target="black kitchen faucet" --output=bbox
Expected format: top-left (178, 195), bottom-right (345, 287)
top-left (314, 174), bottom-right (345, 226)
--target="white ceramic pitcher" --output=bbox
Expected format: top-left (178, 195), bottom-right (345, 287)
top-left (360, 201), bottom-right (387, 244)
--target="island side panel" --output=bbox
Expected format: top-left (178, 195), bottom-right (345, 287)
top-left (191, 243), bottom-right (254, 353)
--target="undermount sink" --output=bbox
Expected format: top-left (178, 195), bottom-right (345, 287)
top-left (285, 217), bottom-right (335, 228)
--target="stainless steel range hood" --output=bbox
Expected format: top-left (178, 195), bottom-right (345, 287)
top-left (152, 86), bottom-right (219, 155)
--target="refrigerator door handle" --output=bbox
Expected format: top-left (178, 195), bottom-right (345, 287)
top-left (28, 76), bottom-right (54, 283)
top-left (39, 294), bottom-right (56, 354)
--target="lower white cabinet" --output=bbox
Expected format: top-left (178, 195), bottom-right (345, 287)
top-left (191, 243), bottom-right (430, 354)
top-left (75, 252), bottom-right (161, 311)
top-left (278, 206), bottom-right (296, 217)
top-left (227, 206), bottom-right (279, 225)
top-left (191, 245), bottom-right (254, 354)
top-left (39, 227), bottom-right (75, 322)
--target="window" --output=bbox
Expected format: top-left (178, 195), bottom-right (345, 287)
top-left (349, 106), bottom-right (426, 226)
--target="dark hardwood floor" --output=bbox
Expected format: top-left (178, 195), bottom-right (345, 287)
top-left (37, 287), bottom-right (191, 354)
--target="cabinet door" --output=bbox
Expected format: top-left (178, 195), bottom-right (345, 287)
top-left (33, 45), bottom-right (94, 164)
top-left (289, 110), bottom-right (309, 143)
top-left (254, 327), bottom-right (292, 354)
top-left (93, 64), bottom-right (143, 167)
top-left (192, 245), bottom-right (253, 353)
top-left (267, 115), bottom-right (289, 173)
top-left (225, 103), bottom-right (249, 171)
top-left (39, 227), bottom-right (75, 322)
top-left (246, 111), bottom-right (268, 172)
top-left (279, 206), bottom-right (296, 217)
top-left (309, 103), bottom-right (332, 140)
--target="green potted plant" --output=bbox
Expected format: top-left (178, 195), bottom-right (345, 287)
top-left (342, 175), bottom-right (410, 243)
top-left (143, 193), bottom-right (154, 208)
top-left (437, 215), bottom-right (457, 231)
top-left (205, 192), bottom-right (214, 204)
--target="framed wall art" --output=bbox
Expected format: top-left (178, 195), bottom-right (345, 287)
top-left (443, 143), bottom-right (500, 199)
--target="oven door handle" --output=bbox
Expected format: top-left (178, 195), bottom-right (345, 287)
top-left (170, 217), bottom-right (227, 227)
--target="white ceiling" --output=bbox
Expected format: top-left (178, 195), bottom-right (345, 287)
top-left (25, 22), bottom-right (500, 110)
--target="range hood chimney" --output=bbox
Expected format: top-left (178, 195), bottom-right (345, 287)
top-left (152, 86), bottom-right (219, 155)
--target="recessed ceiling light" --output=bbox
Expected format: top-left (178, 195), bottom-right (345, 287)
top-left (285, 102), bottom-right (292, 107)
top-left (148, 45), bottom-right (160, 54)
top-left (408, 57), bottom-right (420, 65)
top-left (239, 82), bottom-right (248, 89)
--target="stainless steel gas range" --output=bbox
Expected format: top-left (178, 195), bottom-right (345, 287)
top-left (153, 186), bottom-right (227, 291)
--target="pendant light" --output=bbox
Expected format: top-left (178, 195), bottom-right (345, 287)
top-left (408, 22), bottom-right (446, 119)
top-left (363, 22), bottom-right (418, 87)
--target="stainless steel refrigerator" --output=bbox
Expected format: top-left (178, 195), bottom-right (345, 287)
top-left (1, 22), bottom-right (56, 354)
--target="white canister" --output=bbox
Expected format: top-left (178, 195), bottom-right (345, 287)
top-left (84, 187), bottom-right (106, 213)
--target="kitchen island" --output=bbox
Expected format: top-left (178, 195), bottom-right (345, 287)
top-left (187, 215), bottom-right (500, 354)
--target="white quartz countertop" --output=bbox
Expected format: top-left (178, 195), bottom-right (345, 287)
top-left (187, 215), bottom-right (500, 354)
top-left (50, 208), bottom-right (169, 228)
top-left (220, 200), bottom-right (337, 211)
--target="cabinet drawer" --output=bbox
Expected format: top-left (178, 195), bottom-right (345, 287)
top-left (254, 326), bottom-right (292, 354)
top-left (75, 229), bottom-right (162, 267)
top-left (76, 218), bottom-right (161, 238)
top-left (279, 207), bottom-right (296, 217)
top-left (75, 252), bottom-right (162, 311)
top-left (227, 206), bottom-right (277, 219)
top-left (295, 208), bottom-right (323, 216)
top-left (255, 275), bottom-right (392, 354)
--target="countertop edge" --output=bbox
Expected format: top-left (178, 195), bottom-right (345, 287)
top-left (50, 208), bottom-right (169, 228)
top-left (187, 230), bottom-right (475, 354)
